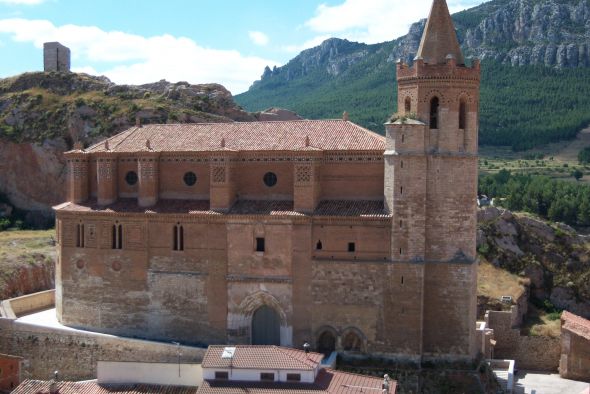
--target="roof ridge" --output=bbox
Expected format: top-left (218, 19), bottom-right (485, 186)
top-left (273, 346), bottom-right (320, 368)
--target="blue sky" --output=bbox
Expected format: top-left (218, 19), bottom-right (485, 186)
top-left (0, 0), bottom-right (485, 94)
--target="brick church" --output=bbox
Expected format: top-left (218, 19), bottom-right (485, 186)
top-left (55, 0), bottom-right (480, 362)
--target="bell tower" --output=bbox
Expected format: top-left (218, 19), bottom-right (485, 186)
top-left (384, 0), bottom-right (479, 360)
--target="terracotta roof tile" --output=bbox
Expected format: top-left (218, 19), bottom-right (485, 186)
top-left (228, 201), bottom-right (302, 216)
top-left (54, 199), bottom-right (390, 218)
top-left (197, 369), bottom-right (395, 394)
top-left (202, 346), bottom-right (323, 370)
top-left (561, 311), bottom-right (590, 340)
top-left (84, 121), bottom-right (385, 154)
top-left (314, 200), bottom-right (387, 217)
top-left (12, 380), bottom-right (197, 394)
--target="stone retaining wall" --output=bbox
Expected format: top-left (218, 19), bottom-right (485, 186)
top-left (0, 318), bottom-right (206, 381)
top-left (486, 310), bottom-right (560, 371)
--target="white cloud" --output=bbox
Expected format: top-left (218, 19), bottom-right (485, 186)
top-left (248, 31), bottom-right (269, 46)
top-left (304, 0), bottom-right (484, 45)
top-left (0, 18), bottom-right (279, 94)
top-left (0, 0), bottom-right (45, 4)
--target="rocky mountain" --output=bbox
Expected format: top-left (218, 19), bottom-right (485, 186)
top-left (236, 0), bottom-right (590, 150)
top-left (0, 72), bottom-right (270, 218)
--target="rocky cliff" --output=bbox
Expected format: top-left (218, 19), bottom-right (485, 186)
top-left (477, 206), bottom-right (590, 318)
top-left (257, 0), bottom-right (590, 85)
top-left (0, 72), bottom-right (259, 215)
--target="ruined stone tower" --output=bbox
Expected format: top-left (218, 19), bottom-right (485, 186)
top-left (384, 0), bottom-right (480, 360)
top-left (43, 42), bottom-right (71, 72)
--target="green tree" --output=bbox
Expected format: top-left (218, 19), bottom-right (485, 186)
top-left (578, 147), bottom-right (590, 164)
top-left (572, 169), bottom-right (583, 181)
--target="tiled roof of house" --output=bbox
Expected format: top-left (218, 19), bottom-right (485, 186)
top-left (197, 369), bottom-right (395, 394)
top-left (562, 311), bottom-right (590, 340)
top-left (12, 380), bottom-right (197, 394)
top-left (84, 120), bottom-right (385, 153)
top-left (54, 199), bottom-right (390, 218)
top-left (202, 346), bottom-right (323, 370)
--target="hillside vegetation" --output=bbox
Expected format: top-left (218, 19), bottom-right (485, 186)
top-left (0, 72), bottom-right (254, 146)
top-left (236, 0), bottom-right (590, 150)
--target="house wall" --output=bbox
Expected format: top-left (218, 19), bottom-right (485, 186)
top-left (560, 328), bottom-right (590, 381)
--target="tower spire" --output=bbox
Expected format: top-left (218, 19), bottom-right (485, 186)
top-left (416, 0), bottom-right (464, 65)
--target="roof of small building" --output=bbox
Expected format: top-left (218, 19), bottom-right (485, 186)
top-left (54, 199), bottom-right (389, 218)
top-left (202, 346), bottom-right (323, 371)
top-left (561, 310), bottom-right (590, 340)
top-left (197, 368), bottom-right (395, 394)
top-left (12, 380), bottom-right (197, 394)
top-left (83, 120), bottom-right (385, 154)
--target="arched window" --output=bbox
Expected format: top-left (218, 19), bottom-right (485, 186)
top-left (112, 223), bottom-right (123, 249)
top-left (430, 97), bottom-right (439, 129)
top-left (76, 223), bottom-right (84, 248)
top-left (342, 330), bottom-right (363, 352)
top-left (404, 97), bottom-right (411, 114)
top-left (316, 240), bottom-right (322, 250)
top-left (459, 99), bottom-right (466, 129)
top-left (317, 330), bottom-right (336, 357)
top-left (173, 224), bottom-right (184, 251)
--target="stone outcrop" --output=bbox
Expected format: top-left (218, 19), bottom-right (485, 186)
top-left (478, 206), bottom-right (590, 318)
top-left (0, 72), bottom-right (258, 215)
top-left (0, 260), bottom-right (54, 300)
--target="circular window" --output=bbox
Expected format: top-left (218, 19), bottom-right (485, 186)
top-left (125, 171), bottom-right (138, 186)
top-left (111, 261), bottom-right (122, 272)
top-left (183, 171), bottom-right (197, 186)
top-left (76, 260), bottom-right (85, 269)
top-left (263, 172), bottom-right (277, 187)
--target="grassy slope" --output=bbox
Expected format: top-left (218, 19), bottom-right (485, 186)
top-left (0, 229), bottom-right (55, 298)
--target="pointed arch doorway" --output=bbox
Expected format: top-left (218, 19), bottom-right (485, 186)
top-left (251, 305), bottom-right (280, 345)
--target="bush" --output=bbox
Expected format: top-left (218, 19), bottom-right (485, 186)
top-left (0, 218), bottom-right (10, 231)
top-left (579, 147), bottom-right (590, 164)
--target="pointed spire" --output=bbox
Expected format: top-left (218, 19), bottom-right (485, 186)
top-left (416, 0), bottom-right (464, 65)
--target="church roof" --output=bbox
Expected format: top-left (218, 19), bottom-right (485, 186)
top-left (54, 199), bottom-right (389, 218)
top-left (84, 120), bottom-right (385, 154)
top-left (202, 345), bottom-right (323, 370)
top-left (416, 0), bottom-right (465, 65)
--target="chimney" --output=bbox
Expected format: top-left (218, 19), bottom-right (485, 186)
top-left (135, 116), bottom-right (141, 128)
top-left (146, 139), bottom-right (151, 150)
top-left (221, 137), bottom-right (226, 148)
top-left (342, 111), bottom-right (349, 121)
top-left (73, 141), bottom-right (83, 151)
top-left (104, 140), bottom-right (110, 150)
top-left (305, 135), bottom-right (310, 147)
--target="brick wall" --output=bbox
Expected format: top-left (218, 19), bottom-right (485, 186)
top-left (0, 319), bottom-right (206, 381)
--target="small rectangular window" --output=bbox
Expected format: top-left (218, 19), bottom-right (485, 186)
top-left (286, 373), bottom-right (301, 382)
top-left (260, 373), bottom-right (274, 381)
top-left (256, 237), bottom-right (265, 252)
top-left (215, 371), bottom-right (228, 380)
top-left (348, 242), bottom-right (355, 252)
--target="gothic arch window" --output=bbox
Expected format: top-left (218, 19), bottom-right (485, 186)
top-left (342, 328), bottom-right (364, 352)
top-left (404, 97), bottom-right (411, 114)
top-left (459, 99), bottom-right (467, 130)
top-left (173, 224), bottom-right (184, 251)
top-left (430, 97), bottom-right (439, 129)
